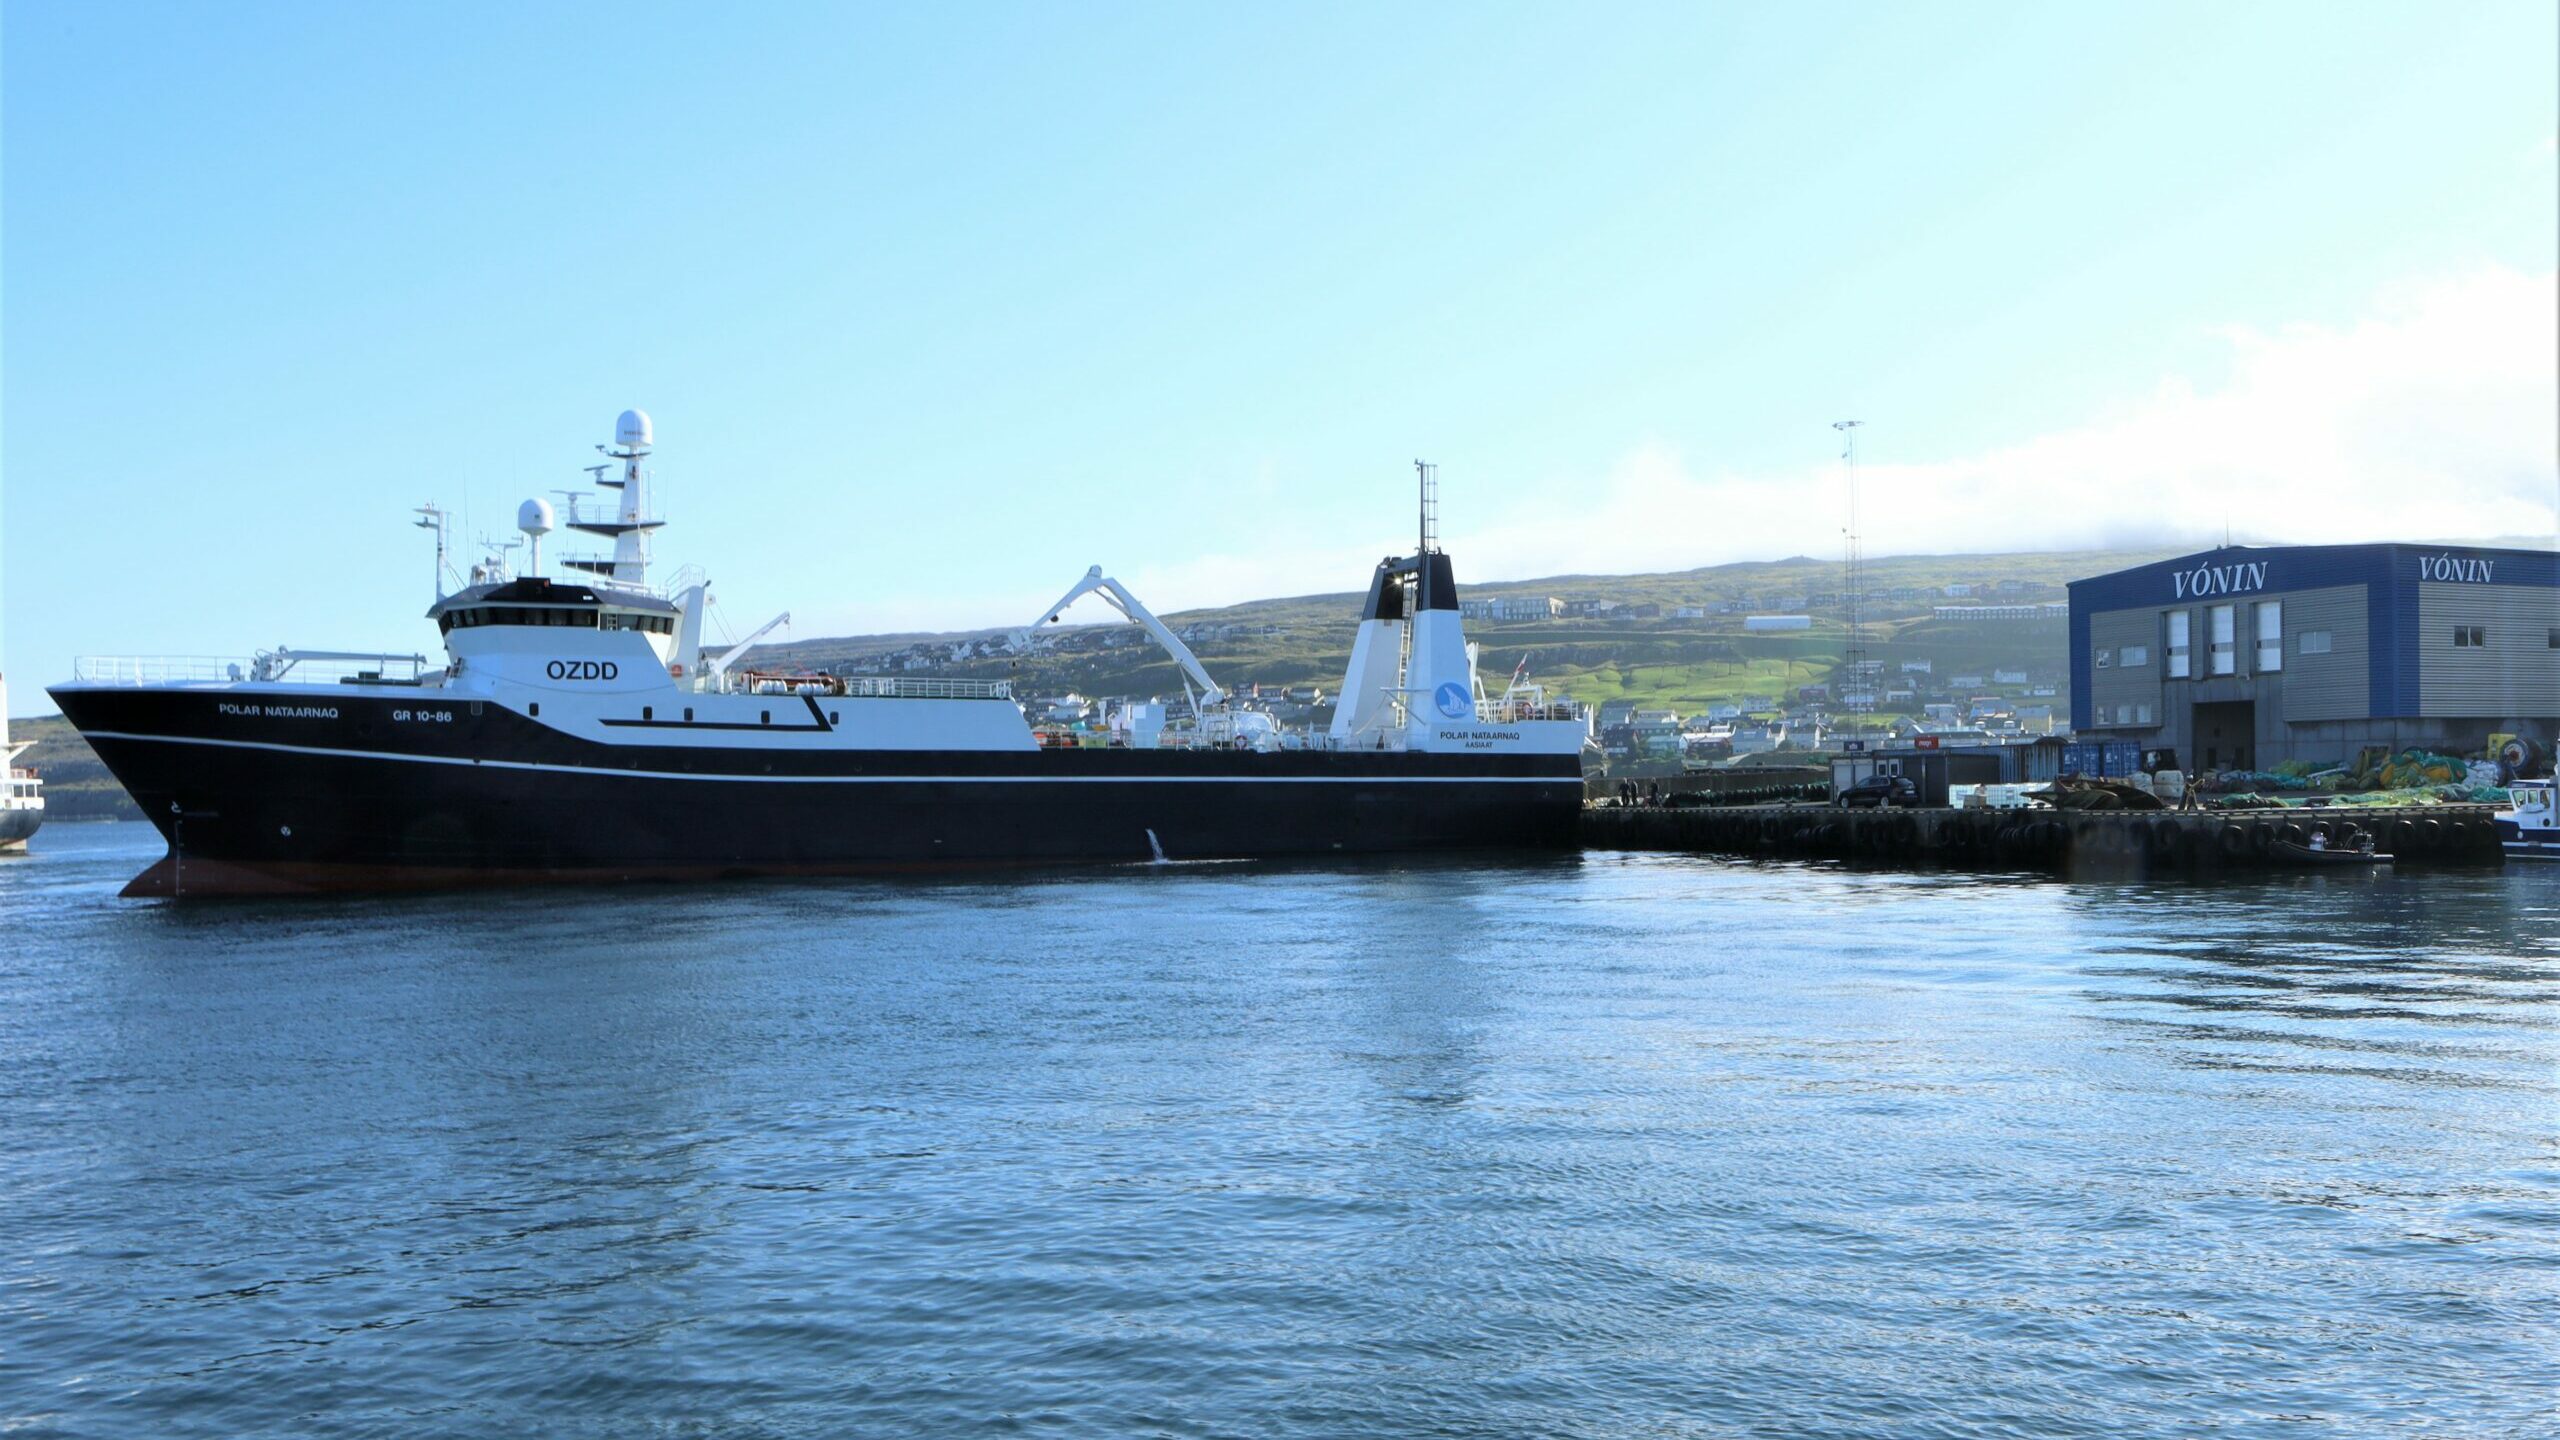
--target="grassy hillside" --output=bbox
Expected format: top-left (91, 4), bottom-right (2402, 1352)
top-left (761, 545), bottom-right (2178, 718)
top-left (9, 714), bottom-right (141, 821)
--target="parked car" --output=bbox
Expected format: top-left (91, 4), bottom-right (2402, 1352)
top-left (1835, 774), bottom-right (1919, 809)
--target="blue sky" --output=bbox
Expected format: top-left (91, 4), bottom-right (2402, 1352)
top-left (6, 2), bottom-right (2556, 703)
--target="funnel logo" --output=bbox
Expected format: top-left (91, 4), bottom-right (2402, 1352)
top-left (1435, 682), bottom-right (1473, 720)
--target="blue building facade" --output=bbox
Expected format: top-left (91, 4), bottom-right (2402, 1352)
top-left (2068, 544), bottom-right (2559, 770)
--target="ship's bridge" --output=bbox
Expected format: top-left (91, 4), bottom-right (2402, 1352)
top-left (429, 576), bottom-right (682, 687)
top-left (428, 576), bottom-right (677, 635)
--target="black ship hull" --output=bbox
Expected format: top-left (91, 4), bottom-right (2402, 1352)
top-left (53, 687), bottom-right (1584, 896)
top-left (0, 806), bottom-right (38, 851)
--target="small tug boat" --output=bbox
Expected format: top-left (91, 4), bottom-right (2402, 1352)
top-left (2493, 779), bottom-right (2558, 863)
top-left (51, 414), bottom-right (1591, 896)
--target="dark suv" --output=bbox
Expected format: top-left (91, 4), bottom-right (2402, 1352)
top-left (1835, 774), bottom-right (1919, 809)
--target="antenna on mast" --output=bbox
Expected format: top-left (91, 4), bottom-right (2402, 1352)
top-left (518, 498), bottom-right (555, 578)
top-left (1832, 420), bottom-right (1871, 715)
top-left (1414, 459), bottom-right (1441, 610)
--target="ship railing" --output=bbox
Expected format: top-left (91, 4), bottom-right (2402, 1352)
top-left (1474, 700), bottom-right (1587, 724)
top-left (71, 652), bottom-right (435, 687)
top-left (73, 655), bottom-right (259, 685)
top-left (835, 675), bottom-right (1016, 701)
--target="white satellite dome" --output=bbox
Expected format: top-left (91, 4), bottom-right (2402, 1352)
top-left (616, 408), bottom-right (654, 450)
top-left (517, 497), bottom-right (555, 536)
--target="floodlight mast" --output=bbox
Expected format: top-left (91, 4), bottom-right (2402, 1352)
top-left (414, 504), bottom-right (456, 600)
top-left (1833, 420), bottom-right (1869, 715)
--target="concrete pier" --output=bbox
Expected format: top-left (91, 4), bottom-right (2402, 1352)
top-left (1581, 803), bottom-right (2506, 873)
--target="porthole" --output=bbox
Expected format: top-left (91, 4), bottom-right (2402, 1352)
top-left (642, 706), bottom-right (654, 721)
top-left (684, 707), bottom-right (694, 721)
top-left (761, 710), bottom-right (771, 725)
top-left (529, 702), bottom-right (540, 717)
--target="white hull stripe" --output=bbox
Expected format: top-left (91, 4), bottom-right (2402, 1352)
top-left (79, 731), bottom-right (1581, 785)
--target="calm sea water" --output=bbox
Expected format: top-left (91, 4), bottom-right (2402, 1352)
top-left (2, 821), bottom-right (2554, 1438)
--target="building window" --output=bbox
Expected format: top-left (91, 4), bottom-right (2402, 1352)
top-left (2299, 630), bottom-right (2333, 655)
top-left (2256, 600), bottom-right (2282, 672)
top-left (2115, 704), bottom-right (2134, 725)
top-left (2120, 644), bottom-right (2149, 667)
top-left (2453, 625), bottom-right (2487, 648)
top-left (2136, 703), bottom-right (2153, 724)
top-left (2209, 604), bottom-right (2236, 676)
top-left (2549, 627), bottom-right (2560, 649)
top-left (2166, 611), bottom-right (2191, 678)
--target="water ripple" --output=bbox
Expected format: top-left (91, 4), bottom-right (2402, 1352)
top-left (0, 827), bottom-right (2552, 1437)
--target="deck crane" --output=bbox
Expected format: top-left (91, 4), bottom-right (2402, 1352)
top-left (1016, 567), bottom-right (1277, 748)
top-left (705, 611), bottom-right (792, 687)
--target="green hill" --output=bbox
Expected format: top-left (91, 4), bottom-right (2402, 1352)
top-left (760, 545), bottom-right (2181, 720)
top-left (8, 714), bottom-right (140, 821)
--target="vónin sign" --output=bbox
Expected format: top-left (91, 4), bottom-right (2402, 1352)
top-left (2172, 561), bottom-right (2269, 599)
top-left (2416, 554), bottom-right (2494, 583)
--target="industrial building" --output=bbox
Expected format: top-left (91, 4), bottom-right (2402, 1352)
top-left (2069, 543), bottom-right (2560, 770)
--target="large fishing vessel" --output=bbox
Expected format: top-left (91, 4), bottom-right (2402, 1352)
top-left (0, 675), bottom-right (42, 852)
top-left (52, 412), bottom-right (1590, 896)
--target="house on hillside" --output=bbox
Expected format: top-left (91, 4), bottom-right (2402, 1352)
top-left (1459, 595), bottom-right (1562, 622)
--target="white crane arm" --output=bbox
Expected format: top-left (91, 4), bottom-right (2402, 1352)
top-left (1017, 566), bottom-right (1227, 710)
top-left (707, 610), bottom-right (791, 683)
